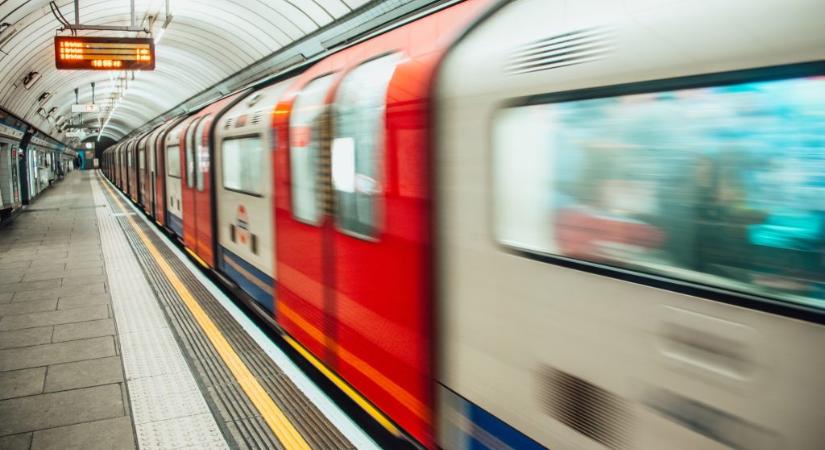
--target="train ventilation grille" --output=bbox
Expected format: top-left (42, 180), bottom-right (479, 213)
top-left (251, 111), bottom-right (263, 125)
top-left (538, 365), bottom-right (630, 449)
top-left (224, 118), bottom-right (234, 129)
top-left (507, 27), bottom-right (614, 75)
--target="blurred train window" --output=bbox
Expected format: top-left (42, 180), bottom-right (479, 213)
top-left (195, 116), bottom-right (211, 191)
top-left (166, 145), bottom-right (181, 178)
top-left (290, 74), bottom-right (335, 225)
top-left (222, 136), bottom-right (262, 195)
top-left (333, 53), bottom-right (400, 238)
top-left (493, 75), bottom-right (825, 309)
top-left (186, 118), bottom-right (202, 188)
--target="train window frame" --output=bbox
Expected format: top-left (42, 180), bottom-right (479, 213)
top-left (490, 61), bottom-right (825, 324)
top-left (220, 134), bottom-right (265, 198)
top-left (185, 117), bottom-right (205, 189)
top-left (288, 72), bottom-right (336, 227)
top-left (166, 144), bottom-right (181, 178)
top-left (331, 52), bottom-right (401, 241)
top-left (195, 115), bottom-right (212, 192)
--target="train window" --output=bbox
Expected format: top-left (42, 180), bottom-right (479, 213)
top-left (493, 75), bottom-right (825, 310)
top-left (166, 144), bottom-right (181, 178)
top-left (221, 136), bottom-right (263, 195)
top-left (195, 115), bottom-right (211, 191)
top-left (185, 119), bottom-right (202, 188)
top-left (289, 74), bottom-right (335, 225)
top-left (332, 53), bottom-right (400, 239)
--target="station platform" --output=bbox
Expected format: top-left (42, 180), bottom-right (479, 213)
top-left (0, 171), bottom-right (380, 450)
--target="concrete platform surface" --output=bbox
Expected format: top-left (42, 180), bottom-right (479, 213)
top-left (0, 172), bottom-right (136, 450)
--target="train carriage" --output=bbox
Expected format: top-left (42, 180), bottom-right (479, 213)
top-left (435, 0), bottom-right (825, 449)
top-left (214, 80), bottom-right (295, 311)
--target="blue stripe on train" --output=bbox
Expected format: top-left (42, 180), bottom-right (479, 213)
top-left (168, 213), bottom-right (183, 238)
top-left (467, 400), bottom-right (547, 450)
top-left (218, 246), bottom-right (274, 312)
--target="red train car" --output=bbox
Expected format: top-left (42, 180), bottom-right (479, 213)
top-left (273, 2), bottom-right (488, 446)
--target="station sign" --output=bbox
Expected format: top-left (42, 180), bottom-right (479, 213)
top-left (55, 36), bottom-right (155, 71)
top-left (72, 103), bottom-right (100, 113)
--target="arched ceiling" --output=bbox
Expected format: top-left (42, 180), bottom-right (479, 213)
top-left (0, 0), bottom-right (379, 143)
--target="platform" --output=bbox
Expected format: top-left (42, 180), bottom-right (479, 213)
top-left (0, 171), bottom-right (379, 450)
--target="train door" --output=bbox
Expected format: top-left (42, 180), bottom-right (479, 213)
top-left (138, 142), bottom-right (146, 206)
top-left (129, 140), bottom-right (138, 202)
top-left (165, 121), bottom-right (187, 238)
top-left (276, 73), bottom-right (338, 362)
top-left (326, 53), bottom-right (439, 446)
top-left (154, 125), bottom-right (170, 226)
top-left (182, 115), bottom-right (205, 256)
top-left (146, 131), bottom-right (157, 217)
top-left (192, 115), bottom-right (215, 264)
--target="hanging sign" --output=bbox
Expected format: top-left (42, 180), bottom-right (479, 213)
top-left (55, 36), bottom-right (155, 71)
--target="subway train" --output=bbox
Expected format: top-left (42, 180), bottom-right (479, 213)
top-left (103, 0), bottom-right (825, 448)
top-left (0, 120), bottom-right (75, 221)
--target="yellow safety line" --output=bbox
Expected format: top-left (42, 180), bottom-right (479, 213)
top-left (184, 247), bottom-right (209, 269)
top-left (99, 176), bottom-right (311, 450)
top-left (282, 334), bottom-right (402, 437)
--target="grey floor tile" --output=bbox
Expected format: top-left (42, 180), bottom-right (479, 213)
top-left (61, 275), bottom-right (107, 288)
top-left (0, 367), bottom-right (45, 400)
top-left (21, 272), bottom-right (64, 282)
top-left (31, 416), bottom-right (135, 450)
top-left (62, 267), bottom-right (104, 277)
top-left (52, 319), bottom-right (115, 343)
top-left (57, 294), bottom-right (109, 310)
top-left (0, 336), bottom-right (115, 372)
top-left (0, 279), bottom-right (62, 294)
top-left (0, 305), bottom-right (109, 331)
top-left (0, 384), bottom-right (124, 436)
top-left (0, 300), bottom-right (58, 317)
top-left (0, 292), bottom-right (13, 304)
top-left (45, 356), bottom-right (123, 393)
top-left (11, 284), bottom-right (107, 303)
top-left (0, 433), bottom-right (32, 450)
top-left (0, 327), bottom-right (53, 350)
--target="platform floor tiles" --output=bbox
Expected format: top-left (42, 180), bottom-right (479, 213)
top-left (0, 171), bottom-right (135, 450)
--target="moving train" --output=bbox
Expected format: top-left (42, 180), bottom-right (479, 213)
top-left (0, 120), bottom-right (75, 222)
top-left (103, 0), bottom-right (825, 448)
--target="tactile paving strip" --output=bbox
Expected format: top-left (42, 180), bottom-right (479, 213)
top-left (98, 175), bottom-right (355, 450)
top-left (91, 177), bottom-right (229, 450)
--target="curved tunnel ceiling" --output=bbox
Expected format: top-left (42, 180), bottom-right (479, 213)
top-left (0, 0), bottom-right (384, 143)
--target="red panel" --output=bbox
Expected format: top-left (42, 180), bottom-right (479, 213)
top-left (274, 2), bottom-right (489, 447)
top-left (154, 131), bottom-right (166, 226)
top-left (181, 94), bottom-right (243, 267)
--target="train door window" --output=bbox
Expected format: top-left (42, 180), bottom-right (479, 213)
top-left (186, 119), bottom-right (202, 188)
top-left (127, 148), bottom-right (132, 168)
top-left (289, 74), bottom-right (335, 225)
top-left (166, 145), bottom-right (181, 178)
top-left (195, 115), bottom-right (211, 191)
top-left (222, 136), bottom-right (263, 195)
top-left (332, 53), bottom-right (400, 239)
top-left (139, 148), bottom-right (145, 171)
top-left (492, 73), bottom-right (825, 310)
